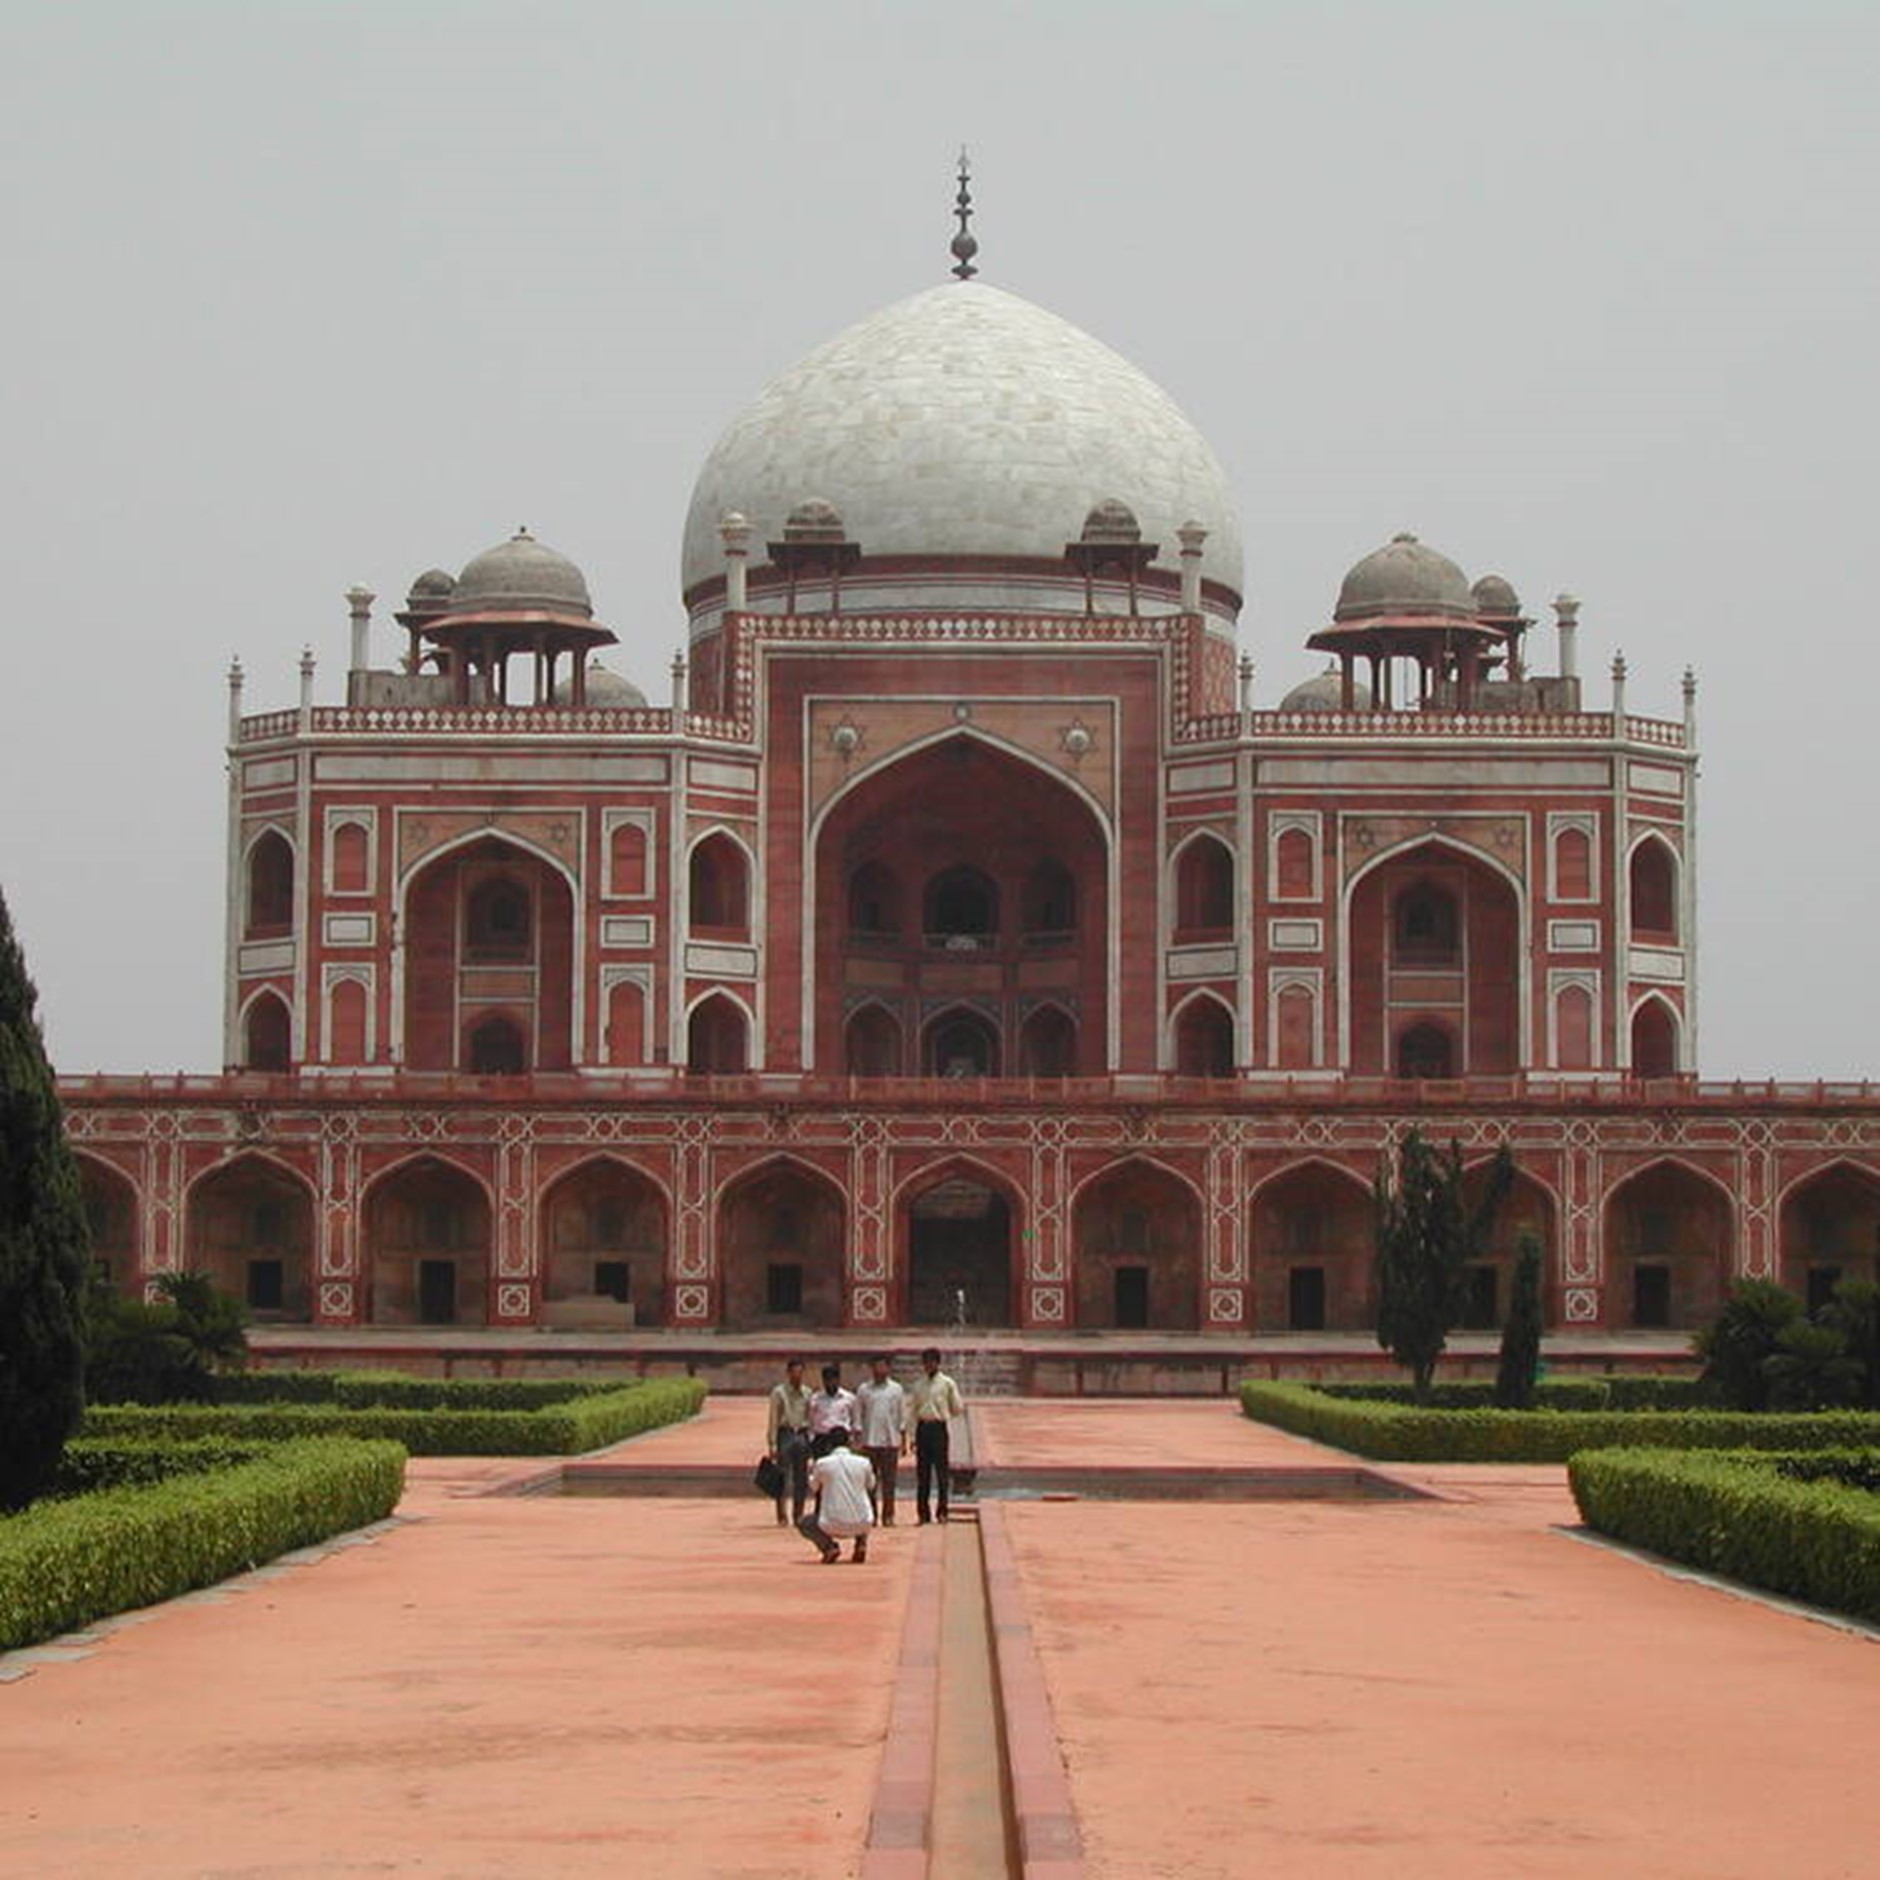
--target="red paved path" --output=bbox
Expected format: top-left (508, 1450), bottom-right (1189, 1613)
top-left (1, 1398), bottom-right (1873, 1878)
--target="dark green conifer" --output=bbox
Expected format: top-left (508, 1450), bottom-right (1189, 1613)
top-left (0, 886), bottom-right (88, 1509)
top-left (1494, 1230), bottom-right (1546, 1409)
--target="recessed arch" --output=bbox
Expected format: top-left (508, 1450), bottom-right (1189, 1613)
top-left (1071, 1155), bottom-right (1204, 1329)
top-left (540, 1154), bottom-right (669, 1324)
top-left (717, 1155), bottom-right (847, 1328)
top-left (686, 989), bottom-right (753, 1074)
top-left (1456, 1157), bottom-right (1559, 1329)
top-left (897, 1155), bottom-right (1022, 1328)
top-left (185, 1151), bottom-right (315, 1321)
top-left (1603, 1156), bottom-right (1734, 1329)
top-left (1776, 1160), bottom-right (1880, 1309)
top-left (1017, 1001), bottom-right (1078, 1077)
top-left (240, 988), bottom-right (292, 1072)
top-left (687, 827), bottom-right (754, 934)
top-left (1628, 832), bottom-right (1679, 941)
top-left (922, 1004), bottom-right (1000, 1078)
top-left (362, 1153), bottom-right (492, 1326)
top-left (1170, 989), bottom-right (1235, 1077)
top-left (1250, 1157), bottom-right (1374, 1332)
top-left (244, 827), bottom-right (295, 938)
top-left (75, 1153), bottom-right (138, 1287)
top-left (1629, 993), bottom-right (1682, 1079)
top-left (844, 1001), bottom-right (903, 1077)
top-left (1172, 828), bottom-right (1235, 939)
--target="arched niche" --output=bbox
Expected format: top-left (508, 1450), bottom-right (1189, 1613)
top-left (245, 830), bottom-right (294, 938)
top-left (364, 1157), bottom-right (491, 1327)
top-left (1172, 994), bottom-right (1234, 1077)
top-left (687, 993), bottom-right (751, 1074)
top-left (76, 1155), bottom-right (138, 1289)
top-left (541, 1159), bottom-right (667, 1324)
top-left (1631, 997), bottom-right (1680, 1080)
top-left (1603, 1160), bottom-right (1732, 1330)
top-left (1071, 1160), bottom-right (1201, 1330)
top-left (1778, 1164), bottom-right (1880, 1311)
top-left (243, 991), bottom-right (292, 1072)
top-left (689, 832), bottom-right (751, 935)
top-left (1251, 1161), bottom-right (1373, 1332)
top-left (1457, 1162), bottom-right (1559, 1329)
top-left (1630, 836), bottom-right (1678, 941)
top-left (903, 1167), bottom-right (1015, 1327)
top-left (1174, 833), bottom-right (1235, 940)
top-left (186, 1155), bottom-right (314, 1321)
top-left (1018, 1003), bottom-right (1078, 1077)
top-left (718, 1161), bottom-right (846, 1328)
top-left (923, 1006), bottom-right (999, 1078)
top-left (845, 1003), bottom-right (903, 1077)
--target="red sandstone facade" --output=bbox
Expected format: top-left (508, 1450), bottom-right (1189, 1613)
top-left (58, 278), bottom-right (1880, 1337)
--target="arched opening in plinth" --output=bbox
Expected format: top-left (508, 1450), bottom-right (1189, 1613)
top-left (185, 1154), bottom-right (315, 1321)
top-left (903, 1167), bottom-right (1016, 1328)
top-left (364, 1156), bottom-right (491, 1326)
top-left (1071, 1159), bottom-right (1202, 1330)
top-left (718, 1160), bottom-right (846, 1329)
top-left (1251, 1160), bottom-right (1373, 1332)
top-left (1458, 1162), bottom-right (1558, 1329)
top-left (541, 1158), bottom-right (668, 1325)
top-left (1604, 1160), bottom-right (1732, 1330)
top-left (75, 1155), bottom-right (138, 1291)
top-left (1779, 1163), bottom-right (1880, 1311)
top-left (812, 733), bottom-right (1109, 1077)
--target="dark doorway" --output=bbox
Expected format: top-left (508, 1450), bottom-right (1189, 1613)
top-left (1806, 1265), bottom-right (1843, 1315)
top-left (1632, 1263), bottom-right (1671, 1329)
top-left (766, 1262), bottom-right (805, 1316)
top-left (1113, 1265), bottom-right (1150, 1329)
top-left (593, 1260), bottom-right (631, 1304)
top-left (1287, 1265), bottom-right (1327, 1331)
top-left (908, 1180), bottom-right (1012, 1326)
top-left (1461, 1264), bottom-right (1499, 1329)
top-left (418, 1259), bottom-right (457, 1324)
top-left (246, 1259), bottom-right (284, 1312)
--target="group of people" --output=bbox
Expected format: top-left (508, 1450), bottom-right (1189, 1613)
top-left (764, 1349), bottom-right (965, 1564)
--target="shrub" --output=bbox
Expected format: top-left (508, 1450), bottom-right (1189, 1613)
top-left (1493, 1231), bottom-right (1545, 1409)
top-left (215, 1370), bottom-right (641, 1411)
top-left (0, 1437), bottom-right (405, 1651)
top-left (1764, 1317), bottom-right (1865, 1411)
top-left (1693, 1280), bottom-right (1805, 1411)
top-left (83, 1377), bottom-right (707, 1457)
top-left (0, 885), bottom-right (89, 1510)
top-left (1819, 1281), bottom-right (1880, 1410)
top-left (51, 1438), bottom-right (264, 1496)
top-left (85, 1270), bottom-right (250, 1405)
top-left (1569, 1445), bottom-right (1880, 1624)
top-left (1240, 1380), bottom-right (1880, 1463)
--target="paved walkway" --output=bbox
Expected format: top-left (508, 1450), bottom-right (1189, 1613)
top-left (1, 1400), bottom-right (1874, 1877)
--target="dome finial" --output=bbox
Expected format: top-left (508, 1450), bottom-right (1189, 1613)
top-left (949, 146), bottom-right (979, 281)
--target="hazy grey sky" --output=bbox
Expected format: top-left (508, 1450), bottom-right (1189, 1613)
top-left (2, 2), bottom-right (1875, 1078)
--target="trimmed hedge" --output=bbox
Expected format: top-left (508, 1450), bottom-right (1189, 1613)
top-left (214, 1370), bottom-right (639, 1411)
top-left (52, 1438), bottom-right (266, 1496)
top-left (83, 1377), bottom-right (708, 1457)
top-left (1569, 1446), bottom-right (1880, 1624)
top-left (1240, 1380), bottom-right (1880, 1463)
top-left (1312, 1377), bottom-right (1707, 1412)
top-left (0, 1437), bottom-right (405, 1652)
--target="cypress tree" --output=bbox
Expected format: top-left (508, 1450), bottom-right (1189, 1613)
top-left (1494, 1230), bottom-right (1545, 1408)
top-left (0, 885), bottom-right (88, 1509)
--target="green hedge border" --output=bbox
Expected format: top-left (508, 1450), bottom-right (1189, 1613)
top-left (1240, 1381), bottom-right (1880, 1462)
top-left (0, 1437), bottom-right (405, 1653)
top-left (82, 1377), bottom-right (708, 1456)
top-left (213, 1371), bottom-right (638, 1410)
top-left (1569, 1446), bottom-right (1880, 1624)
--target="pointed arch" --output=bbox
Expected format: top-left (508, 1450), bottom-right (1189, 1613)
top-left (330, 820), bottom-right (371, 895)
top-left (1171, 989), bottom-right (1235, 1078)
top-left (1070, 1155), bottom-right (1204, 1329)
top-left (1250, 1157), bottom-right (1374, 1332)
top-left (1630, 994), bottom-right (1681, 1079)
top-left (896, 1154), bottom-right (1022, 1328)
top-left (75, 1153), bottom-right (138, 1288)
top-left (717, 1154), bottom-right (848, 1328)
top-left (240, 988), bottom-right (292, 1072)
top-left (185, 1151), bottom-right (315, 1320)
top-left (1776, 1159), bottom-right (1880, 1309)
top-left (1603, 1156), bottom-right (1734, 1329)
top-left (687, 826), bottom-right (755, 935)
top-left (1017, 1001), bottom-right (1078, 1077)
top-left (244, 827), bottom-right (295, 938)
top-left (922, 1004), bottom-right (1000, 1078)
top-left (540, 1153), bottom-right (669, 1325)
top-left (1628, 832), bottom-right (1679, 941)
top-left (844, 1001), bottom-right (903, 1077)
top-left (1172, 829), bottom-right (1235, 940)
top-left (361, 1152), bottom-right (493, 1327)
top-left (686, 990), bottom-right (752, 1074)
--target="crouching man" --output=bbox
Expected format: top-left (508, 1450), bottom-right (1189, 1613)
top-left (798, 1427), bottom-right (877, 1565)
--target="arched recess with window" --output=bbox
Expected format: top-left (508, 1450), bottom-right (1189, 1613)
top-left (1275, 826), bottom-right (1316, 900)
top-left (186, 1154), bottom-right (314, 1321)
top-left (245, 829), bottom-right (294, 938)
top-left (609, 820), bottom-right (649, 897)
top-left (1603, 1159), bottom-right (1732, 1330)
top-left (810, 733), bottom-right (1110, 1075)
top-left (1395, 1019), bottom-right (1456, 1080)
top-left (242, 989), bottom-right (292, 1071)
top-left (75, 1155), bottom-right (138, 1290)
top-left (401, 835), bottom-right (576, 1073)
top-left (1017, 1002), bottom-right (1078, 1077)
top-left (363, 1156), bottom-right (491, 1327)
top-left (1629, 834), bottom-right (1679, 942)
top-left (605, 979), bottom-right (646, 1067)
top-left (1555, 981), bottom-right (1595, 1070)
top-left (466, 1011), bottom-right (527, 1075)
top-left (1173, 831), bottom-right (1235, 941)
top-left (686, 992), bottom-right (751, 1074)
top-left (541, 1158), bottom-right (667, 1324)
top-left (899, 1159), bottom-right (1018, 1328)
top-left (1554, 824), bottom-right (1593, 899)
top-left (718, 1158), bottom-right (846, 1328)
top-left (327, 976), bottom-right (369, 1065)
top-left (1172, 991), bottom-right (1235, 1077)
top-left (1251, 1160), bottom-right (1373, 1331)
top-left (1071, 1159), bottom-right (1202, 1330)
top-left (1777, 1162), bottom-right (1880, 1311)
top-left (330, 821), bottom-right (371, 895)
top-left (844, 1002), bottom-right (902, 1077)
top-left (1274, 980), bottom-right (1317, 1071)
top-left (688, 831), bottom-right (752, 936)
top-left (1457, 1162), bottom-right (1559, 1330)
top-left (1630, 995), bottom-right (1681, 1079)
top-left (923, 1005), bottom-right (999, 1078)
top-left (1347, 839), bottom-right (1522, 1077)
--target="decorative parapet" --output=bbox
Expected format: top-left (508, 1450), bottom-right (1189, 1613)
top-left (237, 704), bottom-right (751, 746)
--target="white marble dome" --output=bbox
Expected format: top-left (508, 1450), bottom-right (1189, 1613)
top-left (682, 281), bottom-right (1243, 610)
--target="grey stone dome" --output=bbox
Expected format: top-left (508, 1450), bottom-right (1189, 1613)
top-left (455, 529), bottom-right (592, 617)
top-left (1335, 533), bottom-right (1474, 621)
top-left (783, 498), bottom-right (848, 541)
top-left (1079, 498), bottom-right (1142, 544)
top-left (408, 568), bottom-right (456, 600)
top-left (555, 661), bottom-right (646, 708)
top-left (683, 281), bottom-right (1242, 603)
top-left (1281, 668), bottom-right (1373, 713)
top-left (1472, 573), bottom-right (1521, 616)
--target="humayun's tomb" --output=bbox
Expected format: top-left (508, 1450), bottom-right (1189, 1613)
top-left (57, 198), bottom-right (1880, 1368)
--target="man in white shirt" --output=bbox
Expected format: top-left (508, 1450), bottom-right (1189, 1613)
top-left (854, 1354), bottom-right (908, 1525)
top-left (905, 1345), bottom-right (964, 1524)
top-left (808, 1363), bottom-right (860, 1457)
top-left (798, 1428), bottom-right (877, 1564)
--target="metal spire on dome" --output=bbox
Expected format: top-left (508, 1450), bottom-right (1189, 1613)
top-left (949, 147), bottom-right (979, 280)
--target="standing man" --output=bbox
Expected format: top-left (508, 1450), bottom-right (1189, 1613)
top-left (907, 1345), bottom-right (964, 1524)
top-left (854, 1354), bottom-right (908, 1526)
top-left (797, 1428), bottom-right (876, 1564)
top-left (808, 1362), bottom-right (860, 1457)
top-left (765, 1356), bottom-right (813, 1527)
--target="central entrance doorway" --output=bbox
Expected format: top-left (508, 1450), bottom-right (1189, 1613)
top-left (907, 1177), bottom-right (1013, 1327)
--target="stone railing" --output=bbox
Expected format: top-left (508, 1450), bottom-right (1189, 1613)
top-left (237, 705), bottom-right (753, 745)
